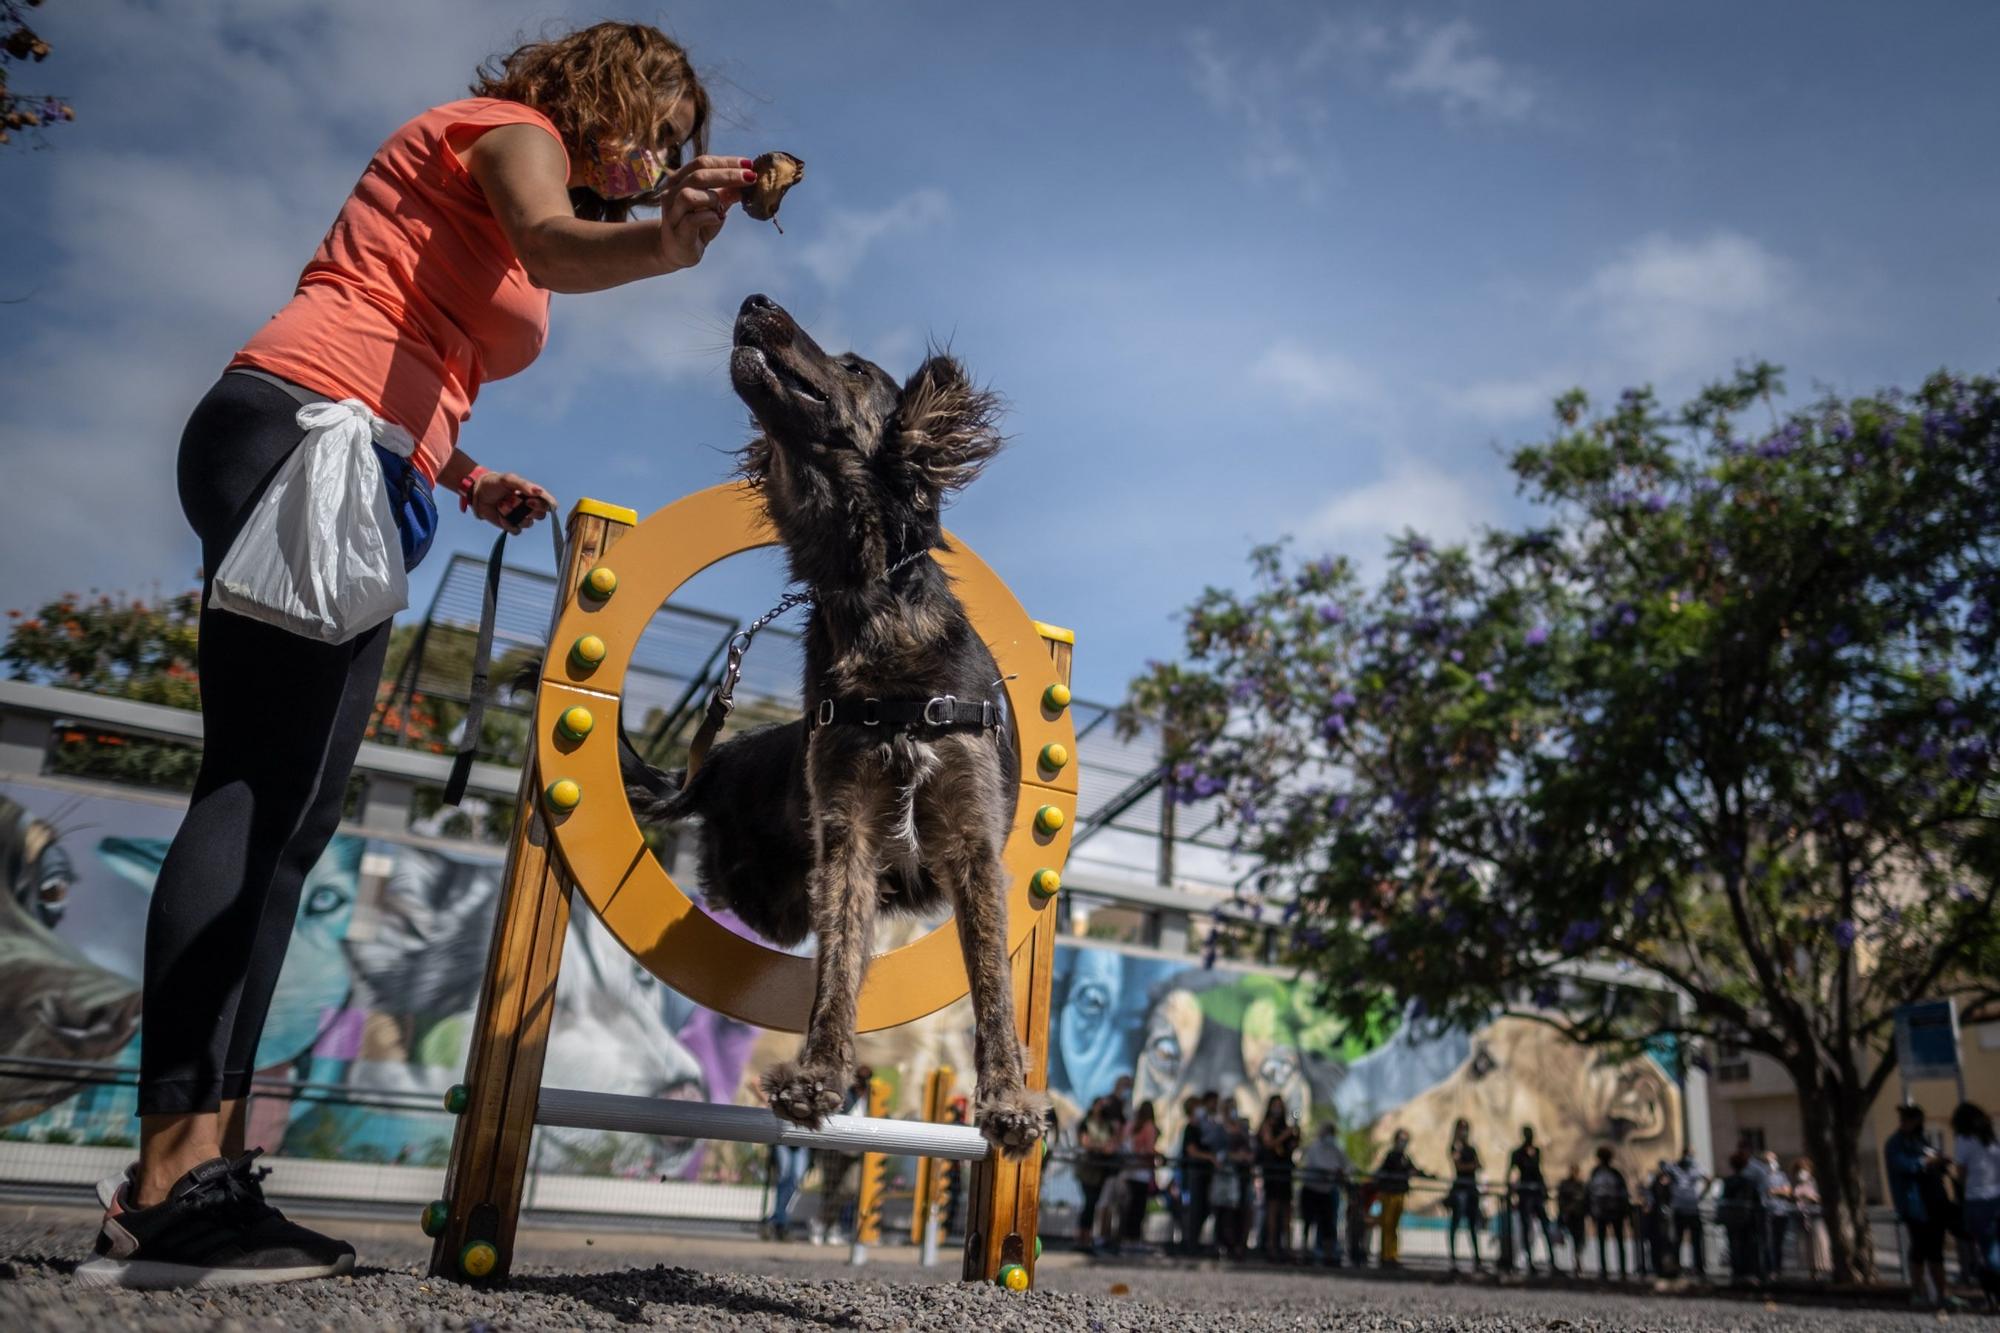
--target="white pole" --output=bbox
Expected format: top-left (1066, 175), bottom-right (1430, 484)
top-left (534, 1086), bottom-right (992, 1161)
top-left (920, 1211), bottom-right (940, 1268)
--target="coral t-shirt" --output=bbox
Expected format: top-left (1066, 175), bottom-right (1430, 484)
top-left (230, 99), bottom-right (567, 483)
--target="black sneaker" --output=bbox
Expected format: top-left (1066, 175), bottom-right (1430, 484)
top-left (74, 1151), bottom-right (355, 1289)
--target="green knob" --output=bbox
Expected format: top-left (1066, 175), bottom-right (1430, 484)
top-left (556, 705), bottom-right (595, 741)
top-left (545, 778), bottom-right (582, 812)
top-left (1034, 804), bottom-right (1065, 835)
top-left (583, 566), bottom-right (618, 599)
top-left (997, 1262), bottom-right (1029, 1291)
top-left (570, 634), bottom-right (606, 669)
top-left (1038, 742), bottom-right (1069, 772)
top-left (443, 1084), bottom-right (469, 1115)
top-left (459, 1239), bottom-right (498, 1279)
top-left (1030, 868), bottom-right (1061, 900)
top-left (1041, 682), bottom-right (1071, 713)
top-left (420, 1200), bottom-right (449, 1237)
top-left (1034, 1235), bottom-right (1044, 1259)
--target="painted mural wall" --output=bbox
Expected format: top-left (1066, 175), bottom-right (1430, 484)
top-left (1, 778), bottom-right (1682, 1195)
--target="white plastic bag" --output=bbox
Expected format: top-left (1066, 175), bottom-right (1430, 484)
top-left (209, 399), bottom-right (416, 644)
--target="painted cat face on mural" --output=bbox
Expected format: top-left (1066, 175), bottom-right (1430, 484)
top-left (1370, 1016), bottom-right (1680, 1184)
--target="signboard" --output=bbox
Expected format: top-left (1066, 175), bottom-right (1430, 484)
top-left (1894, 998), bottom-right (1963, 1084)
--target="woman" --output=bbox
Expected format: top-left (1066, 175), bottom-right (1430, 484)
top-left (1953, 1102), bottom-right (2000, 1310)
top-left (1075, 1096), bottom-right (1121, 1254)
top-left (1790, 1157), bottom-right (1832, 1280)
top-left (1213, 1105), bottom-right (1254, 1260)
top-left (1586, 1145), bottom-right (1632, 1280)
top-left (1556, 1162), bottom-right (1588, 1277)
top-left (78, 23), bottom-right (754, 1291)
top-left (1445, 1118), bottom-right (1484, 1273)
top-left (1120, 1100), bottom-right (1161, 1249)
top-left (1256, 1095), bottom-right (1301, 1258)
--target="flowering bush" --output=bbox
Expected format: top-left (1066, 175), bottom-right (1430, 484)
top-left (1131, 363), bottom-right (2000, 1280)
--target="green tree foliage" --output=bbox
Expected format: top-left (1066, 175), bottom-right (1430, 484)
top-left (1, 1), bottom-right (73, 147)
top-left (1130, 365), bottom-right (2000, 1281)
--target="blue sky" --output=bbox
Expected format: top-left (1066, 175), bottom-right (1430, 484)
top-left (2, 1), bottom-right (1996, 700)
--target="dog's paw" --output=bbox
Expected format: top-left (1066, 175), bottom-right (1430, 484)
top-left (762, 1061), bottom-right (845, 1129)
top-left (974, 1086), bottom-right (1050, 1159)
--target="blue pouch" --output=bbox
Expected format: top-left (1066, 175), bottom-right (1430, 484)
top-left (373, 444), bottom-right (438, 573)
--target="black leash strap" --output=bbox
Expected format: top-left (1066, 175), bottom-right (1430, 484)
top-left (443, 507), bottom-right (562, 807)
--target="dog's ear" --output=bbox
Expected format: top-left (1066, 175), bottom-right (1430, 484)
top-left (891, 354), bottom-right (1004, 498)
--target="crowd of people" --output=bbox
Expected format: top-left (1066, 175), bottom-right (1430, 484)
top-left (1045, 1088), bottom-right (2000, 1309)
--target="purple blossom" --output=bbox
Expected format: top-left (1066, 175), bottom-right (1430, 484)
top-left (1833, 920), bottom-right (1857, 950)
top-left (1192, 774), bottom-right (1225, 799)
top-left (1230, 678), bottom-right (1258, 702)
top-left (1475, 671), bottom-right (1496, 690)
top-left (1953, 882), bottom-right (1976, 902)
top-left (1526, 625), bottom-right (1549, 646)
top-left (1532, 983), bottom-right (1560, 1009)
top-left (1938, 698), bottom-right (1958, 716)
top-left (1328, 795), bottom-right (1350, 818)
top-left (1319, 602), bottom-right (1346, 624)
top-left (1330, 689), bottom-right (1358, 710)
top-left (1643, 493), bottom-right (1668, 513)
top-left (1560, 919), bottom-right (1601, 951)
top-left (1321, 714), bottom-right (1348, 739)
top-left (1827, 624), bottom-right (1851, 648)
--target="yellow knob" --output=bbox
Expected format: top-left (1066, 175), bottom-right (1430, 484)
top-left (545, 778), bottom-right (581, 812)
top-left (998, 1262), bottom-right (1029, 1291)
top-left (571, 634), bottom-right (606, 667)
top-left (1030, 868), bottom-right (1061, 899)
top-left (584, 566), bottom-right (618, 599)
top-left (1038, 742), bottom-right (1069, 771)
top-left (557, 705), bottom-right (595, 741)
top-left (1034, 804), bottom-right (1065, 835)
top-left (459, 1239), bottom-right (498, 1279)
top-left (1042, 682), bottom-right (1071, 713)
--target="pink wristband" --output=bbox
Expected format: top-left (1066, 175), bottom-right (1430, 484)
top-left (457, 465), bottom-right (489, 513)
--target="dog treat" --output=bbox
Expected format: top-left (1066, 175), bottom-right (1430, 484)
top-left (741, 151), bottom-right (805, 232)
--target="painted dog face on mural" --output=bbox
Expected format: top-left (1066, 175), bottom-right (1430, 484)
top-left (0, 795), bottom-right (140, 1126)
top-left (1371, 1015), bottom-right (1680, 1187)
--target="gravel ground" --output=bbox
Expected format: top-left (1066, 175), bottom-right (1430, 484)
top-left (0, 1209), bottom-right (1963, 1332)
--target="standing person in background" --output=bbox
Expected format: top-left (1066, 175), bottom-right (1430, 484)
top-left (1885, 1103), bottom-right (1955, 1310)
top-left (1790, 1157), bottom-right (1831, 1281)
top-left (1176, 1093), bottom-right (1217, 1255)
top-left (1644, 1160), bottom-right (1677, 1277)
top-left (1716, 1151), bottom-right (1762, 1284)
top-left (1952, 1102), bottom-right (2000, 1312)
top-left (1666, 1148), bottom-right (1712, 1279)
top-left (1508, 1126), bottom-right (1558, 1277)
top-left (1074, 1096), bottom-right (1120, 1255)
top-left (1119, 1100), bottom-right (1160, 1251)
top-left (1209, 1105), bottom-right (1248, 1259)
top-left (78, 19), bottom-right (752, 1292)
top-left (812, 1066), bottom-right (875, 1245)
top-left (1256, 1095), bottom-right (1301, 1259)
top-left (763, 1141), bottom-right (809, 1242)
top-left (1372, 1128), bottom-right (1428, 1269)
top-left (1444, 1118), bottom-right (1485, 1274)
top-left (1586, 1145), bottom-right (1631, 1280)
top-left (1556, 1163), bottom-right (1589, 1277)
top-left (1758, 1150), bottom-right (1794, 1277)
top-left (1298, 1121), bottom-right (1351, 1267)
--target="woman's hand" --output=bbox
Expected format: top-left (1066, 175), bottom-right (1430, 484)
top-left (470, 470), bottom-right (556, 533)
top-left (655, 155), bottom-right (756, 271)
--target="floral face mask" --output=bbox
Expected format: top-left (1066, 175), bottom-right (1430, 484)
top-left (580, 138), bottom-right (681, 202)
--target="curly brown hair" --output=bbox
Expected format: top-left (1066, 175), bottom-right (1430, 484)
top-left (472, 21), bottom-right (711, 222)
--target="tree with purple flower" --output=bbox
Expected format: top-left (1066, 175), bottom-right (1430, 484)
top-left (1128, 362), bottom-right (2000, 1282)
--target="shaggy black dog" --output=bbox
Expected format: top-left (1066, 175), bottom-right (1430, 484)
top-left (622, 294), bottom-right (1044, 1156)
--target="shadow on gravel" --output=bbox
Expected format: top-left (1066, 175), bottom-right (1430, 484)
top-left (512, 1264), bottom-right (850, 1327)
top-left (4, 1252), bottom-right (79, 1276)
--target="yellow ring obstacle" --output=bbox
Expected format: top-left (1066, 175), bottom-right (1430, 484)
top-left (531, 482), bottom-right (1078, 1033)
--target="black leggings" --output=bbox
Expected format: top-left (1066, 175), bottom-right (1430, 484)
top-left (138, 373), bottom-right (392, 1116)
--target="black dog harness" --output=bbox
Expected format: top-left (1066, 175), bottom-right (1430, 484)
top-left (811, 694), bottom-right (1002, 732)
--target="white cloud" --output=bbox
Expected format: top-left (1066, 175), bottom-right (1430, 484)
top-left (1302, 458), bottom-right (1499, 564)
top-left (1445, 371), bottom-right (1578, 424)
top-left (1574, 230), bottom-right (1801, 380)
top-left (791, 188), bottom-right (951, 289)
top-left (1387, 19), bottom-right (1536, 122)
top-left (1251, 340), bottom-right (1380, 409)
top-left (1183, 28), bottom-right (1329, 197)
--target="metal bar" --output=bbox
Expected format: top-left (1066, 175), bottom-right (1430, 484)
top-left (1069, 764), bottom-right (1164, 850)
top-left (534, 1087), bottom-right (991, 1161)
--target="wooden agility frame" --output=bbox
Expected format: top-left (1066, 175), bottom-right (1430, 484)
top-left (426, 487), bottom-right (1076, 1288)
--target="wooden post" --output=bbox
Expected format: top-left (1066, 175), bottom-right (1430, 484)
top-left (427, 500), bottom-right (634, 1283)
top-left (962, 625), bottom-right (1071, 1288)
